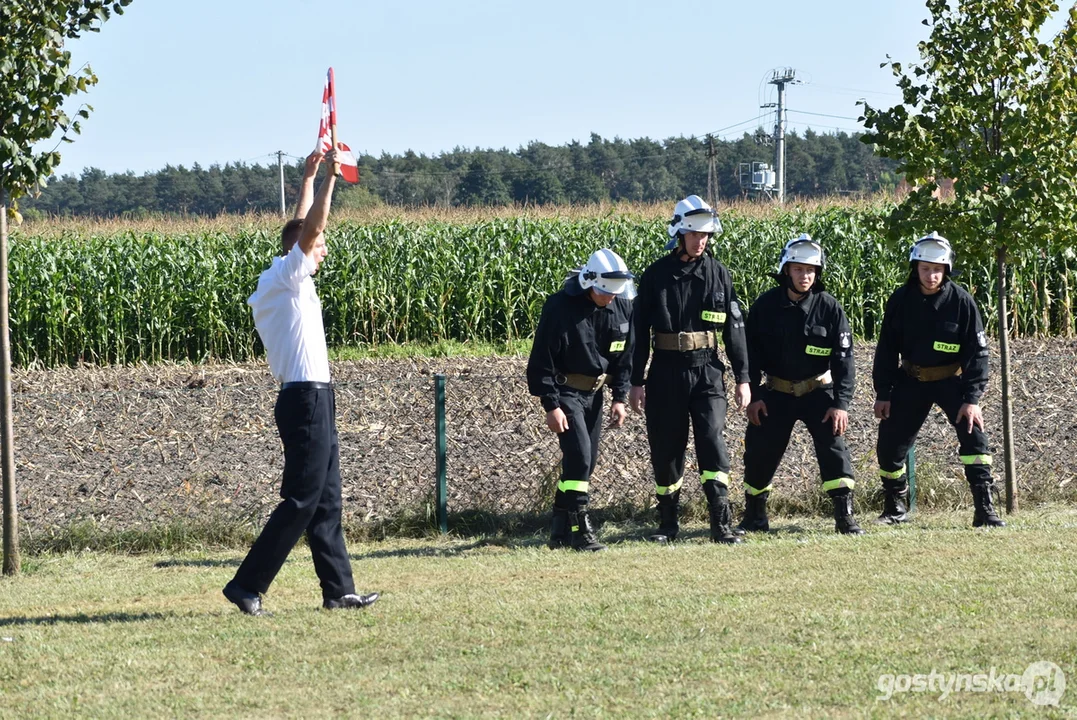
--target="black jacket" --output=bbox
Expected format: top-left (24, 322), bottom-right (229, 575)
top-left (872, 278), bottom-right (989, 404)
top-left (630, 251), bottom-right (749, 386)
top-left (746, 286), bottom-right (854, 410)
top-left (527, 289), bottom-right (634, 412)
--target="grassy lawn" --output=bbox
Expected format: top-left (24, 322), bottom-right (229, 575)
top-left (1, 507), bottom-right (1075, 718)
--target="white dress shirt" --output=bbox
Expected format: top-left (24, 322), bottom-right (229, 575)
top-left (247, 244), bottom-right (331, 384)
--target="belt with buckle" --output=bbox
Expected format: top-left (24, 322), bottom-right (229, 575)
top-left (281, 381), bottom-right (333, 391)
top-left (555, 372), bottom-right (608, 392)
top-left (765, 370), bottom-right (834, 397)
top-left (653, 331), bottom-right (715, 352)
top-left (901, 360), bottom-right (962, 382)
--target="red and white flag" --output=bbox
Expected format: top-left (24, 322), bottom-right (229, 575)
top-left (316, 67), bottom-right (359, 184)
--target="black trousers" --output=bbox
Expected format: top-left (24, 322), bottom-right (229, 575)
top-left (644, 360), bottom-right (730, 496)
top-left (743, 388), bottom-right (854, 495)
top-left (876, 375), bottom-right (993, 486)
top-left (232, 386), bottom-right (355, 599)
top-left (553, 389), bottom-right (604, 511)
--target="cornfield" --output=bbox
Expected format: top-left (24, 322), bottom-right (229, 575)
top-left (8, 204), bottom-right (1076, 367)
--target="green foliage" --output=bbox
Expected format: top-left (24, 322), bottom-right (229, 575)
top-left (8, 207), bottom-right (1077, 367)
top-left (860, 0), bottom-right (1077, 259)
top-left (0, 1), bottom-right (134, 201)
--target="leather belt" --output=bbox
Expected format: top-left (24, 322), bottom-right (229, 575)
top-left (555, 372), bottom-right (608, 392)
top-left (281, 381), bottom-right (333, 390)
top-left (766, 370), bottom-right (833, 397)
top-left (653, 331), bottom-right (715, 352)
top-left (901, 360), bottom-right (962, 382)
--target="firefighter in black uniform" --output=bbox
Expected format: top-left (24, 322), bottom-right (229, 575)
top-left (739, 234), bottom-right (864, 535)
top-left (873, 232), bottom-right (1005, 527)
top-left (629, 195), bottom-right (749, 544)
top-left (528, 248), bottom-right (636, 551)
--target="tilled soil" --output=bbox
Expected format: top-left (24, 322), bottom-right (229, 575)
top-left (10, 338), bottom-right (1077, 536)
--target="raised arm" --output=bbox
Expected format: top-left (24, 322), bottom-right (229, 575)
top-left (297, 148), bottom-right (339, 256)
top-left (294, 150), bottom-right (324, 220)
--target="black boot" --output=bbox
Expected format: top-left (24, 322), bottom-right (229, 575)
top-left (736, 492), bottom-right (770, 534)
top-left (548, 507), bottom-right (571, 549)
top-left (971, 484), bottom-right (1006, 528)
top-left (876, 478), bottom-right (909, 524)
top-left (703, 481), bottom-right (743, 544)
top-left (571, 509), bottom-right (606, 551)
top-left (648, 493), bottom-right (679, 543)
top-left (832, 492), bottom-right (865, 535)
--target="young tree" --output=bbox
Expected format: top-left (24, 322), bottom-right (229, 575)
top-left (0, 0), bottom-right (134, 574)
top-left (860, 0), bottom-right (1077, 513)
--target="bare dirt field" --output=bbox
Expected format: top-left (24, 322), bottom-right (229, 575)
top-left (10, 338), bottom-right (1077, 538)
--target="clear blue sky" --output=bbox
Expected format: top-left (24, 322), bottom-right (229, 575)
top-left (37, 1), bottom-right (1064, 176)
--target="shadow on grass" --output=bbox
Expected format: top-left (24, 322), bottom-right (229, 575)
top-left (153, 558), bottom-right (240, 569)
top-left (0, 611), bottom-right (171, 627)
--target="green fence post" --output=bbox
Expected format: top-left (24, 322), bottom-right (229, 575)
top-left (906, 446), bottom-right (916, 513)
top-left (435, 374), bottom-right (448, 534)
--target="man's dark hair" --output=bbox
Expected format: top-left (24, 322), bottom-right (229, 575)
top-left (281, 218), bottom-right (304, 255)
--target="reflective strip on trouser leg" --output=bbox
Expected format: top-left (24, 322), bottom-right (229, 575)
top-left (656, 477), bottom-right (684, 496)
top-left (700, 470), bottom-right (729, 487)
top-left (558, 480), bottom-right (590, 494)
top-left (960, 454), bottom-right (993, 466)
top-left (879, 466), bottom-right (906, 480)
top-left (745, 483), bottom-right (772, 496)
top-left (821, 477), bottom-right (855, 493)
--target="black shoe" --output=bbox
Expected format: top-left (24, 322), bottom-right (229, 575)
top-left (703, 482), bottom-right (743, 544)
top-left (832, 492), bottom-right (866, 535)
top-left (223, 580), bottom-right (269, 616)
top-left (648, 497), bottom-right (679, 543)
top-left (571, 510), bottom-right (606, 552)
top-left (736, 492), bottom-right (770, 534)
top-left (876, 478), bottom-right (909, 524)
top-left (548, 507), bottom-right (572, 549)
top-left (971, 484), bottom-right (1006, 528)
top-left (323, 592), bottom-right (380, 610)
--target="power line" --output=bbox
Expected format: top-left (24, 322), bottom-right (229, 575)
top-left (787, 109), bottom-right (862, 122)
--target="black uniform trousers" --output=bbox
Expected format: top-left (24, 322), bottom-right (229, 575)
top-left (645, 360), bottom-right (730, 494)
top-left (554, 389), bottom-right (604, 511)
top-left (743, 388), bottom-right (854, 495)
top-left (877, 375), bottom-right (993, 486)
top-left (233, 386), bottom-right (355, 600)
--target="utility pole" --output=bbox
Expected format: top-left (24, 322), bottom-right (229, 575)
top-left (769, 68), bottom-right (797, 204)
top-left (705, 134), bottom-right (718, 207)
top-left (276, 151), bottom-right (287, 217)
top-left (0, 190), bottom-right (17, 575)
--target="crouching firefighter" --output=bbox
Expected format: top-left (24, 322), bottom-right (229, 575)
top-left (740, 234), bottom-right (863, 535)
top-left (527, 248), bottom-right (636, 551)
top-left (629, 195), bottom-right (750, 544)
top-left (873, 232), bottom-right (1005, 528)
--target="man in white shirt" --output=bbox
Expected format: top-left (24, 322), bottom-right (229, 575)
top-left (223, 148), bottom-right (379, 616)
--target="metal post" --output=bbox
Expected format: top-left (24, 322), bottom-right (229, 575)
top-left (906, 446), bottom-right (916, 513)
top-left (434, 374), bottom-right (448, 533)
top-left (768, 68), bottom-right (796, 204)
top-left (0, 189), bottom-right (19, 575)
top-left (277, 151), bottom-right (286, 218)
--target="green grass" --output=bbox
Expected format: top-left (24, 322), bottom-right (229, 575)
top-left (1, 508), bottom-right (1075, 718)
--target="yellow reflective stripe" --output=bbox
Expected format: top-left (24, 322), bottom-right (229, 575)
top-left (701, 310), bottom-right (726, 323)
top-left (933, 340), bottom-right (960, 353)
top-left (805, 345), bottom-right (832, 356)
top-left (558, 480), bottom-right (590, 493)
top-left (879, 466), bottom-right (906, 479)
top-left (609, 340), bottom-right (626, 352)
top-left (700, 470), bottom-right (729, 486)
top-left (655, 478), bottom-right (684, 495)
top-left (745, 484), bottom-right (772, 496)
top-left (821, 477), bottom-right (855, 492)
top-left (960, 454), bottom-right (993, 466)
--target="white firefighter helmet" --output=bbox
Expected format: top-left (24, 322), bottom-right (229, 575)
top-left (909, 231), bottom-right (954, 270)
top-left (777, 233), bottom-right (825, 274)
top-left (666, 195), bottom-right (722, 249)
top-left (576, 248), bottom-right (636, 299)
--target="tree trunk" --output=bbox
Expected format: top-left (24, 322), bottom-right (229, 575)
top-left (0, 189), bottom-right (18, 575)
top-left (996, 245), bottom-right (1018, 513)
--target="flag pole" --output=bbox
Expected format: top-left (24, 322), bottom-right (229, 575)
top-left (328, 67), bottom-right (340, 175)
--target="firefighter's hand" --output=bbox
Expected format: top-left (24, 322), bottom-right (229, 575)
top-left (874, 400), bottom-right (891, 420)
top-left (734, 383), bottom-right (751, 410)
top-left (824, 407), bottom-right (848, 436)
top-left (608, 401), bottom-right (627, 429)
top-left (956, 403), bottom-right (984, 433)
top-left (303, 150), bottom-right (324, 179)
top-left (629, 385), bottom-right (645, 413)
top-left (545, 408), bottom-right (569, 434)
top-left (746, 400), bottom-right (767, 426)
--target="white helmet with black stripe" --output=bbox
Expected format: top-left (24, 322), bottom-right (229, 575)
top-left (909, 231), bottom-right (954, 270)
top-left (777, 233), bottom-right (825, 273)
top-left (575, 248), bottom-right (637, 299)
top-left (666, 195), bottom-right (722, 250)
